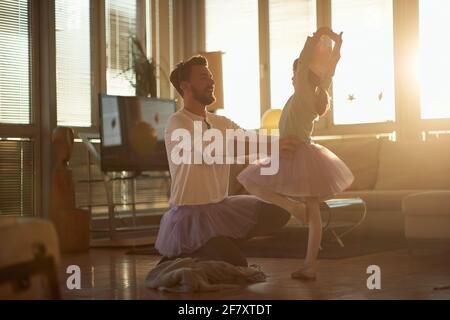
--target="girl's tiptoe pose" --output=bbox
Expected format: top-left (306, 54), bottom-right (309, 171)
top-left (238, 27), bottom-right (354, 280)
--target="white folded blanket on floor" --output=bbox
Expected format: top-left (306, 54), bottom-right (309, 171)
top-left (145, 258), bottom-right (266, 293)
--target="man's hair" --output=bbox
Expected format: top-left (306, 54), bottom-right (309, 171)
top-left (170, 55), bottom-right (208, 96)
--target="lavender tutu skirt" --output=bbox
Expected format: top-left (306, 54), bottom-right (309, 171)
top-left (237, 142), bottom-right (354, 199)
top-left (155, 196), bottom-right (259, 258)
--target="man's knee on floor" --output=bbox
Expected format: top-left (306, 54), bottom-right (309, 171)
top-left (259, 202), bottom-right (290, 228)
top-left (275, 206), bottom-right (291, 227)
top-left (245, 202), bottom-right (290, 238)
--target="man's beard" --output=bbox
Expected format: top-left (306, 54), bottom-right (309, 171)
top-left (192, 86), bottom-right (216, 106)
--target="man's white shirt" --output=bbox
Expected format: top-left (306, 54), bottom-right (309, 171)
top-left (165, 108), bottom-right (241, 206)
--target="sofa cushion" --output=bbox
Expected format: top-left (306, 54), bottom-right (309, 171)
top-left (375, 140), bottom-right (450, 190)
top-left (402, 191), bottom-right (450, 216)
top-left (405, 215), bottom-right (450, 239)
top-left (403, 191), bottom-right (450, 239)
top-left (336, 190), bottom-right (432, 211)
top-left (317, 138), bottom-right (380, 191)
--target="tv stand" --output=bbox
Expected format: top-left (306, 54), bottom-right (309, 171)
top-left (78, 133), bottom-right (170, 247)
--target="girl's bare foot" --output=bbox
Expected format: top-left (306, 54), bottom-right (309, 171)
top-left (291, 267), bottom-right (317, 281)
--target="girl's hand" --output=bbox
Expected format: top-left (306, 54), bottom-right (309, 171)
top-left (313, 27), bottom-right (332, 38)
top-left (329, 31), bottom-right (343, 44)
top-left (314, 28), bottom-right (343, 43)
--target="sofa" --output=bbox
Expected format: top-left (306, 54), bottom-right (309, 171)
top-left (229, 137), bottom-right (450, 239)
top-left (403, 191), bottom-right (450, 242)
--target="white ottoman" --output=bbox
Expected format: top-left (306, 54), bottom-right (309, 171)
top-left (403, 191), bottom-right (450, 240)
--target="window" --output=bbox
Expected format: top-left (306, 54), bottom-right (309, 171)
top-left (419, 0), bottom-right (450, 120)
top-left (0, 0), bottom-right (34, 216)
top-left (0, 139), bottom-right (34, 216)
top-left (269, 0), bottom-right (316, 109)
top-left (106, 0), bottom-right (138, 96)
top-left (55, 0), bottom-right (92, 127)
top-left (205, 0), bottom-right (260, 129)
top-left (0, 0), bottom-right (31, 124)
top-left (332, 0), bottom-right (395, 125)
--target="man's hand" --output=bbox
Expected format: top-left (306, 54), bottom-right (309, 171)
top-left (279, 136), bottom-right (300, 159)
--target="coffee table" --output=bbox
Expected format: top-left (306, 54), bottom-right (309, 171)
top-left (320, 198), bottom-right (367, 247)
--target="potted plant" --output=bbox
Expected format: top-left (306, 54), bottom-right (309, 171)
top-left (128, 36), bottom-right (157, 98)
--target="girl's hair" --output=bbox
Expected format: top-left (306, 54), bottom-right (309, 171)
top-left (308, 70), bottom-right (321, 88)
top-left (293, 58), bottom-right (331, 117)
top-left (293, 58), bottom-right (299, 71)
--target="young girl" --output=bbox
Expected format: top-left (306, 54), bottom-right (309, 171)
top-left (237, 27), bottom-right (354, 280)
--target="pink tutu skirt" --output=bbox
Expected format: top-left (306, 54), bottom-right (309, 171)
top-left (237, 142), bottom-right (354, 199)
top-left (155, 196), bottom-right (259, 258)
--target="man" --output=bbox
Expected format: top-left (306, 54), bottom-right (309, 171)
top-left (155, 55), bottom-right (298, 266)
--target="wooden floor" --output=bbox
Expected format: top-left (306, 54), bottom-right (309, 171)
top-left (58, 246), bottom-right (450, 300)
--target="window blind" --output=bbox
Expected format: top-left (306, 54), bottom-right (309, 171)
top-left (55, 0), bottom-right (92, 127)
top-left (106, 0), bottom-right (138, 96)
top-left (0, 0), bottom-right (31, 124)
top-left (205, 0), bottom-right (261, 129)
top-left (269, 0), bottom-right (316, 110)
top-left (0, 139), bottom-right (34, 216)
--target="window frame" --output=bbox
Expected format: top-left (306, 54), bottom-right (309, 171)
top-left (1, 0), bottom-right (173, 217)
top-left (201, 0), bottom-right (450, 140)
top-left (58, 0), bottom-right (154, 134)
top-left (415, 0), bottom-right (450, 132)
top-left (0, 0), bottom-right (41, 217)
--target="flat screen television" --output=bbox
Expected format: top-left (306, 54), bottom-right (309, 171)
top-left (99, 94), bottom-right (176, 172)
